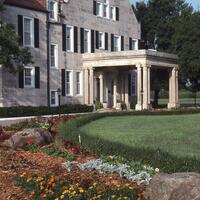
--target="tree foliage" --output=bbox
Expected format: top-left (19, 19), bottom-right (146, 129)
top-left (0, 3), bottom-right (32, 72)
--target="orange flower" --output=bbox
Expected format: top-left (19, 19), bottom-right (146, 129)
top-left (31, 191), bottom-right (35, 196)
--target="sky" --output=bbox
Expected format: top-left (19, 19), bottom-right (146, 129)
top-left (129, 0), bottom-right (200, 10)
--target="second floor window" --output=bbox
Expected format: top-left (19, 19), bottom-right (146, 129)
top-left (23, 17), bottom-right (34, 47)
top-left (66, 26), bottom-right (74, 52)
top-left (110, 6), bottom-right (116, 20)
top-left (103, 0), bottom-right (109, 18)
top-left (132, 39), bottom-right (138, 50)
top-left (84, 29), bottom-right (91, 53)
top-left (50, 44), bottom-right (58, 68)
top-left (114, 35), bottom-right (120, 52)
top-left (98, 32), bottom-right (105, 49)
top-left (49, 0), bottom-right (58, 21)
top-left (96, 2), bottom-right (103, 17)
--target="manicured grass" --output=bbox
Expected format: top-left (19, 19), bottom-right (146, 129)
top-left (80, 114), bottom-right (200, 159)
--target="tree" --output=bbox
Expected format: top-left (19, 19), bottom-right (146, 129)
top-left (172, 11), bottom-right (200, 105)
top-left (0, 2), bottom-right (32, 72)
top-left (133, 0), bottom-right (192, 107)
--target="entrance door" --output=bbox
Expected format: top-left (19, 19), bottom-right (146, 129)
top-left (108, 80), bottom-right (114, 108)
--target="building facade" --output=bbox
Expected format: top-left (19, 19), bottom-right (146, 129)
top-left (0, 0), bottom-right (179, 110)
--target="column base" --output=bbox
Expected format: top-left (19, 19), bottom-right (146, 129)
top-left (135, 103), bottom-right (142, 111)
top-left (168, 103), bottom-right (180, 109)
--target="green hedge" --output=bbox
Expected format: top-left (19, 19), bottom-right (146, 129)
top-left (58, 109), bottom-right (200, 173)
top-left (0, 104), bottom-right (93, 118)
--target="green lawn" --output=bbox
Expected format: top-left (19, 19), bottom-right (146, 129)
top-left (79, 114), bottom-right (200, 172)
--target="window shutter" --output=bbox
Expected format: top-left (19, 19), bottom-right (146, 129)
top-left (105, 32), bottom-right (108, 50)
top-left (116, 7), bottom-right (119, 21)
top-left (18, 68), bottom-right (24, 88)
top-left (74, 26), bottom-right (78, 53)
top-left (62, 24), bottom-right (66, 51)
top-left (34, 18), bottom-right (39, 48)
top-left (61, 69), bottom-right (66, 96)
top-left (129, 37), bottom-right (132, 50)
top-left (91, 30), bottom-right (95, 53)
top-left (96, 31), bottom-right (99, 49)
top-left (18, 15), bottom-right (23, 45)
top-left (139, 39), bottom-right (145, 49)
top-left (121, 36), bottom-right (124, 51)
top-left (111, 34), bottom-right (114, 51)
top-left (93, 0), bottom-right (97, 15)
top-left (35, 66), bottom-right (40, 88)
top-left (80, 28), bottom-right (84, 53)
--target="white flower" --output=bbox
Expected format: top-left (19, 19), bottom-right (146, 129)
top-left (155, 168), bottom-right (160, 173)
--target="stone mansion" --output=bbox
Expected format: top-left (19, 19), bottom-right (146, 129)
top-left (0, 0), bottom-right (179, 110)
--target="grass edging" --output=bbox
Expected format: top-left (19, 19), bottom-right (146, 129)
top-left (57, 109), bottom-right (200, 173)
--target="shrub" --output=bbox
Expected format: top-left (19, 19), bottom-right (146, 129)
top-left (0, 104), bottom-right (93, 118)
top-left (95, 101), bottom-right (103, 110)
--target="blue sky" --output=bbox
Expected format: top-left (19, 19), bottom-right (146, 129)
top-left (129, 0), bottom-right (200, 10)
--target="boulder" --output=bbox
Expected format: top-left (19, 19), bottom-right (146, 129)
top-left (147, 173), bottom-right (200, 200)
top-left (3, 128), bottom-right (53, 149)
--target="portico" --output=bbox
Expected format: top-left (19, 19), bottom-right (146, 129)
top-left (82, 50), bottom-right (179, 110)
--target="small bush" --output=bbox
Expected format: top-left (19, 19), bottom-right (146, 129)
top-left (95, 101), bottom-right (103, 110)
top-left (0, 104), bottom-right (93, 118)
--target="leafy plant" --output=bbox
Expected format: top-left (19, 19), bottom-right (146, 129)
top-left (95, 101), bottom-right (103, 110)
top-left (41, 146), bottom-right (75, 161)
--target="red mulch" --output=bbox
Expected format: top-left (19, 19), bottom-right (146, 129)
top-left (0, 116), bottom-right (146, 200)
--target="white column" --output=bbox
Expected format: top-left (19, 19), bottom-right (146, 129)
top-left (99, 73), bottom-right (104, 103)
top-left (124, 73), bottom-right (129, 109)
top-left (168, 67), bottom-right (179, 109)
top-left (143, 66), bottom-right (148, 109)
top-left (84, 69), bottom-right (89, 104)
top-left (148, 66), bottom-right (151, 106)
top-left (94, 77), bottom-right (97, 101)
top-left (113, 78), bottom-right (117, 108)
top-left (89, 68), bottom-right (94, 105)
top-left (135, 64), bottom-right (142, 110)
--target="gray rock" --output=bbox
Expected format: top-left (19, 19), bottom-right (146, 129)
top-left (147, 173), bottom-right (200, 200)
top-left (3, 128), bottom-right (53, 149)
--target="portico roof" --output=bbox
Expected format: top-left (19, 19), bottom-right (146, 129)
top-left (82, 50), bottom-right (178, 69)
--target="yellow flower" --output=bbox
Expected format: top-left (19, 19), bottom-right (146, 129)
top-left (60, 195), bottom-right (65, 199)
top-left (54, 198), bottom-right (59, 200)
top-left (79, 187), bottom-right (84, 193)
top-left (123, 197), bottom-right (128, 199)
top-left (27, 178), bottom-right (32, 182)
top-left (62, 190), bottom-right (68, 195)
top-left (111, 195), bottom-right (116, 198)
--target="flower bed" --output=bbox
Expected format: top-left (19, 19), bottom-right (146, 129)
top-left (15, 174), bottom-right (146, 200)
top-left (63, 156), bottom-right (158, 185)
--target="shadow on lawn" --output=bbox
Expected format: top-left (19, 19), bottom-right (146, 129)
top-left (79, 133), bottom-right (200, 174)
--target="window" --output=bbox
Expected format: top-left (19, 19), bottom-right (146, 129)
top-left (96, 2), bottom-right (103, 17)
top-left (103, 0), bottom-right (109, 18)
top-left (66, 26), bottom-right (74, 52)
top-left (49, 0), bottom-right (58, 21)
top-left (50, 44), bottom-right (58, 68)
top-left (23, 17), bottom-right (34, 47)
top-left (76, 72), bottom-right (82, 95)
top-left (98, 32), bottom-right (105, 49)
top-left (66, 71), bottom-right (73, 96)
top-left (130, 71), bottom-right (137, 96)
top-left (131, 39), bottom-right (138, 50)
top-left (50, 90), bottom-right (58, 106)
top-left (114, 35), bottom-right (120, 51)
top-left (24, 67), bottom-right (35, 87)
top-left (110, 6), bottom-right (116, 20)
top-left (84, 29), bottom-right (91, 53)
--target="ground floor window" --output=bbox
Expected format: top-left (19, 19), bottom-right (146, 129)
top-left (130, 70), bottom-right (137, 96)
top-left (50, 90), bottom-right (58, 106)
top-left (24, 67), bottom-right (35, 88)
top-left (66, 70), bottom-right (73, 96)
top-left (76, 71), bottom-right (82, 95)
